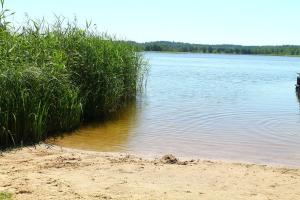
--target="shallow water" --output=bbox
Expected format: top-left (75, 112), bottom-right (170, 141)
top-left (50, 52), bottom-right (300, 167)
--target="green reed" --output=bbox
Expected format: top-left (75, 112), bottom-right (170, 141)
top-left (0, 1), bottom-right (147, 147)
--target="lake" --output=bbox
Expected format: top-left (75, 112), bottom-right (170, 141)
top-left (50, 52), bottom-right (300, 167)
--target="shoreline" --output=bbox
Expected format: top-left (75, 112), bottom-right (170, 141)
top-left (1, 144), bottom-right (300, 200)
top-left (46, 141), bottom-right (300, 169)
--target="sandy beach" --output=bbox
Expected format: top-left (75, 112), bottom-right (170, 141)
top-left (0, 144), bottom-right (299, 200)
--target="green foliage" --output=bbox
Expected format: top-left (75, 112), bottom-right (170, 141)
top-left (63, 32), bottom-right (145, 119)
top-left (0, 192), bottom-right (12, 200)
top-left (134, 41), bottom-right (300, 56)
top-left (0, 1), bottom-right (146, 147)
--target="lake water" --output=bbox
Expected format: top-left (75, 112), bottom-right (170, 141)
top-left (50, 52), bottom-right (300, 167)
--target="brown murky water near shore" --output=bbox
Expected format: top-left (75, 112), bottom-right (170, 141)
top-left (49, 52), bottom-right (300, 167)
top-left (49, 103), bottom-right (138, 152)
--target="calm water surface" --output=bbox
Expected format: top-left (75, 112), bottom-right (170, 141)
top-left (51, 53), bottom-right (300, 167)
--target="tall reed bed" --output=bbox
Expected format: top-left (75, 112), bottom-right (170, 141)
top-left (0, 2), bottom-right (147, 147)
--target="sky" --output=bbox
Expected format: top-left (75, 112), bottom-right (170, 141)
top-left (5, 0), bottom-right (300, 45)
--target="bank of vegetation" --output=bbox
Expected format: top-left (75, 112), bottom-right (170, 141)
top-left (0, 1), bottom-right (147, 148)
top-left (132, 41), bottom-right (300, 56)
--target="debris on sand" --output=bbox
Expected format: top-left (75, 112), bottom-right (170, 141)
top-left (160, 154), bottom-right (179, 164)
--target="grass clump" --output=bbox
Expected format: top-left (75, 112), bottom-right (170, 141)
top-left (0, 192), bottom-right (12, 200)
top-left (0, 2), bottom-right (147, 148)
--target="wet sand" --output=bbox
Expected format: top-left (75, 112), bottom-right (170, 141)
top-left (0, 144), bottom-right (300, 200)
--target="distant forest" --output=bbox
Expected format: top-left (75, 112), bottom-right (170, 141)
top-left (129, 41), bottom-right (300, 56)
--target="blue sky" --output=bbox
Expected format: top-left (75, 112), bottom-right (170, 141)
top-left (5, 0), bottom-right (300, 45)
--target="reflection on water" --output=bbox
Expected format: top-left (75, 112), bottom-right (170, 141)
top-left (48, 102), bottom-right (139, 151)
top-left (50, 53), bottom-right (300, 167)
top-left (297, 91), bottom-right (300, 116)
top-left (297, 91), bottom-right (300, 104)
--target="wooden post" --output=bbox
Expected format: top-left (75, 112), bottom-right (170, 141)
top-left (297, 73), bottom-right (300, 92)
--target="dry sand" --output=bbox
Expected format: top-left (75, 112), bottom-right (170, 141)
top-left (0, 144), bottom-right (300, 200)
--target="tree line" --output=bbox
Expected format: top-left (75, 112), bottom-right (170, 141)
top-left (129, 41), bottom-right (300, 56)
